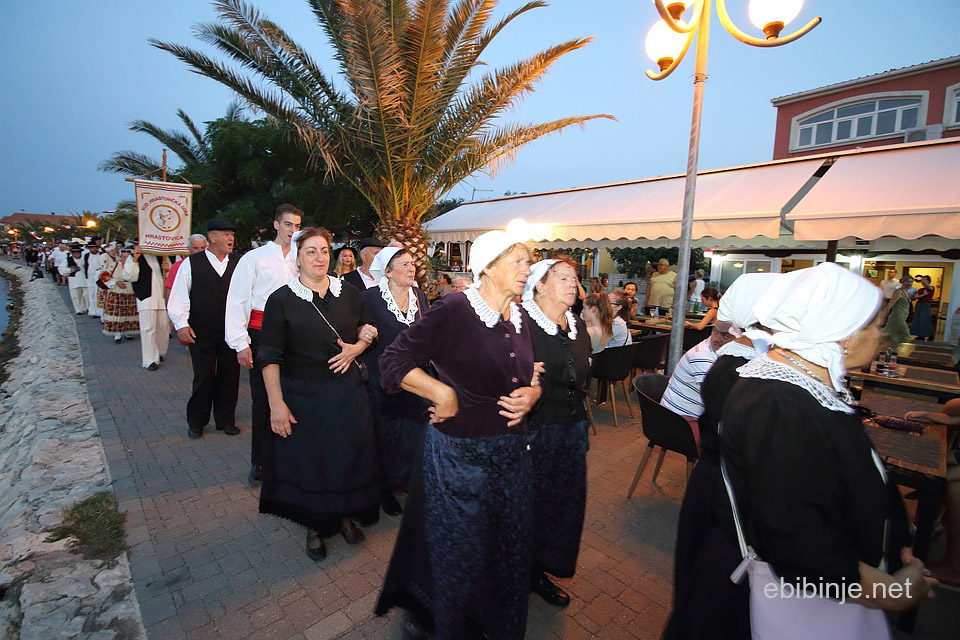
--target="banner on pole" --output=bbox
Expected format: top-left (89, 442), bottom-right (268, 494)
top-left (134, 180), bottom-right (193, 255)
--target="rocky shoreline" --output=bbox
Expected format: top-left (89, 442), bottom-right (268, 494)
top-left (0, 261), bottom-right (145, 640)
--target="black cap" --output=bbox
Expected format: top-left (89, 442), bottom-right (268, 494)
top-left (335, 246), bottom-right (359, 260)
top-left (206, 219), bottom-right (237, 232)
top-left (70, 244), bottom-right (83, 252)
top-left (358, 237), bottom-right (385, 250)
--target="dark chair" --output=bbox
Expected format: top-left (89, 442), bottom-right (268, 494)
top-left (682, 326), bottom-right (712, 351)
top-left (627, 374), bottom-right (699, 497)
top-left (632, 333), bottom-right (669, 374)
top-left (591, 344), bottom-right (638, 428)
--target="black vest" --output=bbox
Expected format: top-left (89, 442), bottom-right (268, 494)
top-left (187, 252), bottom-right (238, 338)
top-left (131, 255), bottom-right (154, 301)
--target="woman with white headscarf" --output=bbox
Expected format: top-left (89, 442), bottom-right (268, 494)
top-left (664, 272), bottom-right (780, 640)
top-left (698, 263), bottom-right (933, 639)
top-left (522, 256), bottom-right (592, 608)
top-left (361, 246), bottom-right (430, 517)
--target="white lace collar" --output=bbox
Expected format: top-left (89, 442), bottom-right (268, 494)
top-left (288, 275), bottom-right (341, 302)
top-left (737, 354), bottom-right (855, 414)
top-left (521, 299), bottom-right (577, 340)
top-left (717, 341), bottom-right (759, 360)
top-left (464, 283), bottom-right (522, 333)
top-left (379, 278), bottom-right (418, 325)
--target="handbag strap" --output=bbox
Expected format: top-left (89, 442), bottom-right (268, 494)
top-left (306, 296), bottom-right (365, 372)
top-left (718, 420), bottom-right (749, 559)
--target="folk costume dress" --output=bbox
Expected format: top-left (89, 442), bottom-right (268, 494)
top-left (882, 292), bottom-right (912, 344)
top-left (375, 288), bottom-right (537, 640)
top-left (256, 276), bottom-right (380, 537)
top-left (522, 298), bottom-right (592, 580)
top-left (362, 279), bottom-right (430, 494)
top-left (910, 285), bottom-right (936, 339)
top-left (101, 259), bottom-right (140, 337)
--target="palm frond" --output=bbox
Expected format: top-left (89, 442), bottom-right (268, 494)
top-left (128, 119), bottom-right (202, 165)
top-left (97, 151), bottom-right (164, 178)
top-left (176, 109), bottom-right (207, 158)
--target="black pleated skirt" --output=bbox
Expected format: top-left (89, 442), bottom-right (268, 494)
top-left (376, 425), bottom-right (534, 640)
top-left (528, 419), bottom-right (590, 578)
top-left (368, 373), bottom-right (429, 493)
top-left (259, 371), bottom-right (380, 538)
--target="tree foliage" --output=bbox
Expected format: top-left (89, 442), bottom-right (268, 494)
top-left (607, 246), bottom-right (709, 278)
top-left (151, 0), bottom-right (612, 281)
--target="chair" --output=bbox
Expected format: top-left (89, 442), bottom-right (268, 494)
top-left (682, 326), bottom-right (712, 352)
top-left (591, 344), bottom-right (638, 428)
top-left (627, 374), bottom-right (699, 497)
top-left (632, 333), bottom-right (669, 375)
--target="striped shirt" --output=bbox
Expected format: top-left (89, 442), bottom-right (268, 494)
top-left (660, 338), bottom-right (717, 418)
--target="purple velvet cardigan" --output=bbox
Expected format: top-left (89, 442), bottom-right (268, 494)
top-left (379, 292), bottom-right (536, 438)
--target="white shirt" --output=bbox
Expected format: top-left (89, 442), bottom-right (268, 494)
top-left (53, 248), bottom-right (69, 268)
top-left (167, 250), bottom-right (232, 330)
top-left (225, 241), bottom-right (299, 352)
top-left (122, 254), bottom-right (166, 311)
top-left (609, 317), bottom-right (634, 348)
top-left (359, 269), bottom-right (377, 289)
top-left (880, 278), bottom-right (900, 300)
top-left (83, 251), bottom-right (109, 282)
top-left (660, 338), bottom-right (717, 418)
top-left (688, 278), bottom-right (705, 301)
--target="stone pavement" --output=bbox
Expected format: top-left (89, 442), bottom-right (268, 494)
top-left (57, 285), bottom-right (957, 639)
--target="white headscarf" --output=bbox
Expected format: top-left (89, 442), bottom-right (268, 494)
top-left (288, 229), bottom-right (305, 268)
top-left (752, 262), bottom-right (882, 391)
top-left (468, 230), bottom-right (520, 277)
top-left (370, 246), bottom-right (403, 285)
top-left (717, 272), bottom-right (781, 337)
top-left (521, 259), bottom-right (558, 301)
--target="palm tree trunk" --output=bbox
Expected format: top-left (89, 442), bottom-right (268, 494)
top-left (378, 216), bottom-right (429, 287)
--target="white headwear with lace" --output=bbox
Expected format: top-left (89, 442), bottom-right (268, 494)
top-left (521, 259), bottom-right (558, 302)
top-left (369, 246), bottom-right (403, 284)
top-left (752, 262), bottom-right (881, 391)
top-left (717, 272), bottom-right (781, 338)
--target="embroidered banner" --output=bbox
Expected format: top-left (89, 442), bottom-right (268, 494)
top-left (135, 180), bottom-right (193, 255)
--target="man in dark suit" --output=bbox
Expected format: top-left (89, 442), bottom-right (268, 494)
top-left (167, 219), bottom-right (241, 439)
top-left (341, 237), bottom-right (385, 291)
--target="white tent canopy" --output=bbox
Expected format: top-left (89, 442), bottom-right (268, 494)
top-left (426, 139), bottom-right (960, 247)
top-left (426, 158), bottom-right (826, 244)
top-left (787, 141), bottom-right (960, 241)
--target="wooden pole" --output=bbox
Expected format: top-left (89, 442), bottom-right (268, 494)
top-left (162, 149), bottom-right (167, 183)
top-left (826, 239), bottom-right (838, 262)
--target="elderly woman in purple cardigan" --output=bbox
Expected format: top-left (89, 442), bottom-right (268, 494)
top-left (375, 230), bottom-right (542, 640)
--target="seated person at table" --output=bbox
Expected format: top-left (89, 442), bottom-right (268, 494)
top-left (607, 290), bottom-right (635, 349)
top-left (905, 399), bottom-right (960, 586)
top-left (659, 322), bottom-right (734, 448)
top-left (623, 282), bottom-right (639, 316)
top-left (685, 286), bottom-right (720, 331)
top-left (583, 293), bottom-right (614, 354)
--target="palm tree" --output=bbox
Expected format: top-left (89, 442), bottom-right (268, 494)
top-left (98, 102), bottom-right (245, 179)
top-left (152, 0), bottom-right (612, 280)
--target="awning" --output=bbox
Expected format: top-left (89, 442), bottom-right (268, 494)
top-left (426, 158), bottom-right (827, 244)
top-left (787, 142), bottom-right (960, 241)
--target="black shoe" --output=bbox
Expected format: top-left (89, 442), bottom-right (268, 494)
top-left (340, 520), bottom-right (365, 545)
top-left (114, 336), bottom-right (122, 343)
top-left (247, 465), bottom-right (262, 486)
top-left (187, 428), bottom-right (203, 439)
top-left (306, 531), bottom-right (327, 561)
top-left (146, 362), bottom-right (159, 371)
top-left (217, 425), bottom-right (240, 435)
top-left (159, 355), bottom-right (164, 362)
top-left (381, 493), bottom-right (403, 516)
top-left (531, 572), bottom-right (570, 607)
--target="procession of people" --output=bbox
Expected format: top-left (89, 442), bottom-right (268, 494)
top-left (19, 212), bottom-right (951, 640)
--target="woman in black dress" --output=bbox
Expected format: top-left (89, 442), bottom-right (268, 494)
top-left (361, 246), bottom-right (430, 516)
top-left (375, 230), bottom-right (542, 640)
top-left (701, 263), bottom-right (934, 638)
top-left (521, 257), bottom-right (592, 607)
top-left (664, 272), bottom-right (780, 640)
top-left (258, 227), bottom-right (381, 560)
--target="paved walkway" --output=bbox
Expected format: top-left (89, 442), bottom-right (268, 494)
top-left (57, 285), bottom-right (957, 639)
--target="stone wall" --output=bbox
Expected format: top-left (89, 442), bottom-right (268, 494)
top-left (0, 262), bottom-right (145, 640)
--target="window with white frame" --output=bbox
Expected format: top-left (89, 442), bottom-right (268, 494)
top-left (793, 93), bottom-right (926, 149)
top-left (944, 82), bottom-right (960, 129)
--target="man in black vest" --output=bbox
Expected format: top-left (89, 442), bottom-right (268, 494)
top-left (341, 237), bottom-right (385, 291)
top-left (123, 244), bottom-right (169, 371)
top-left (167, 219), bottom-right (241, 439)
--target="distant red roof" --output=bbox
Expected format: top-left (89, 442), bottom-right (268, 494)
top-left (1, 212), bottom-right (73, 225)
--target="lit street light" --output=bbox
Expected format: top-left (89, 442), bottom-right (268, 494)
top-left (644, 0), bottom-right (820, 372)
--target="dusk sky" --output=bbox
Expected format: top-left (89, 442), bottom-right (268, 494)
top-left (2, 1), bottom-right (958, 216)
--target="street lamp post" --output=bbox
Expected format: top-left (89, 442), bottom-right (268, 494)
top-left (644, 0), bottom-right (820, 372)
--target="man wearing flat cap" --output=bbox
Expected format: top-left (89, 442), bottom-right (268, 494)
top-left (342, 237), bottom-right (385, 291)
top-left (168, 219), bottom-right (242, 439)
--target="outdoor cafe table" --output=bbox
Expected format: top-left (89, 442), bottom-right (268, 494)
top-left (860, 389), bottom-right (958, 633)
top-left (890, 342), bottom-right (957, 371)
top-left (856, 363), bottom-right (960, 404)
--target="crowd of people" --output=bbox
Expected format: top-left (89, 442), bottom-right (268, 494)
top-left (14, 215), bottom-right (956, 639)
